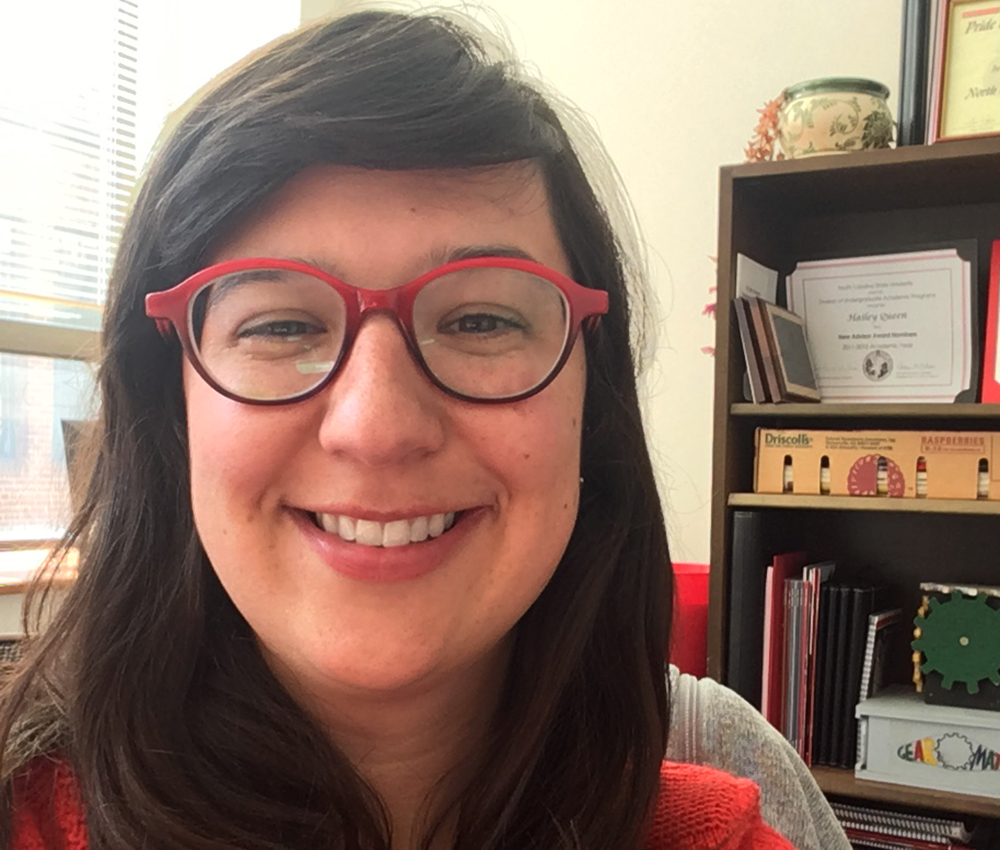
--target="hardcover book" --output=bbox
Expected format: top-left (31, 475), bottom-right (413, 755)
top-left (761, 551), bottom-right (807, 728)
top-left (734, 297), bottom-right (769, 403)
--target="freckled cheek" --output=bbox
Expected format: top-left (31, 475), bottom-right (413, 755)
top-left (500, 400), bottom-right (583, 509)
top-left (184, 378), bottom-right (290, 514)
top-left (190, 436), bottom-right (290, 523)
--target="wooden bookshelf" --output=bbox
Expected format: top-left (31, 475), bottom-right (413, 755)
top-left (732, 402), bottom-right (1000, 419)
top-left (709, 137), bottom-right (1000, 821)
top-left (811, 767), bottom-right (999, 818)
top-left (728, 493), bottom-right (1000, 516)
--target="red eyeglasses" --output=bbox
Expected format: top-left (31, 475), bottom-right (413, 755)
top-left (145, 256), bottom-right (608, 404)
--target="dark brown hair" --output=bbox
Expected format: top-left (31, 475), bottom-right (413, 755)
top-left (0, 9), bottom-right (672, 849)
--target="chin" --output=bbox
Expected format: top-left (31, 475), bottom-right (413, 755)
top-left (274, 638), bottom-right (449, 694)
top-left (277, 632), bottom-right (511, 710)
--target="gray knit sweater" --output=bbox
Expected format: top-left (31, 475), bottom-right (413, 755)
top-left (666, 666), bottom-right (851, 850)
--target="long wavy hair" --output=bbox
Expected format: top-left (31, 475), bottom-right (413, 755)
top-left (0, 9), bottom-right (672, 849)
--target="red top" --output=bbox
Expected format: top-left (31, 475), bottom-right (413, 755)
top-left (12, 757), bottom-right (794, 850)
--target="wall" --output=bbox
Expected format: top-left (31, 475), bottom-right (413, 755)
top-left (138, 0), bottom-right (301, 162)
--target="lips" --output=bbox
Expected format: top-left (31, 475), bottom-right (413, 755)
top-left (314, 511), bottom-right (457, 547)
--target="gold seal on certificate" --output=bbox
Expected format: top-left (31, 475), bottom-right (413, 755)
top-left (786, 247), bottom-right (977, 403)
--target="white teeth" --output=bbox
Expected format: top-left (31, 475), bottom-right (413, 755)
top-left (408, 515), bottom-right (429, 543)
top-left (315, 511), bottom-right (457, 548)
top-left (382, 520), bottom-right (411, 548)
top-left (337, 515), bottom-right (355, 542)
top-left (354, 519), bottom-right (383, 547)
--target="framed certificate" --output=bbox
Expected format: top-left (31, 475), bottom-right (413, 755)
top-left (785, 245), bottom-right (977, 403)
top-left (982, 241), bottom-right (1000, 402)
top-left (930, 0), bottom-right (1000, 141)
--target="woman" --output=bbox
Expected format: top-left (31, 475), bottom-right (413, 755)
top-left (1, 9), bottom-right (847, 850)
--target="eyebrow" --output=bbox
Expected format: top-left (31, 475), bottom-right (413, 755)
top-left (443, 245), bottom-right (538, 263)
top-left (206, 268), bottom-right (287, 306)
top-left (286, 244), bottom-right (541, 280)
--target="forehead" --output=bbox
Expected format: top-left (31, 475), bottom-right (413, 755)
top-left (209, 163), bottom-right (571, 282)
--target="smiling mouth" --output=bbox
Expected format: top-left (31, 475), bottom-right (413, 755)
top-left (311, 511), bottom-right (459, 547)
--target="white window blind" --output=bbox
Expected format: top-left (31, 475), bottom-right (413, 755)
top-left (0, 0), bottom-right (140, 359)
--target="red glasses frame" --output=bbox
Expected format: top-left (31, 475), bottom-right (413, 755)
top-left (144, 255), bottom-right (609, 405)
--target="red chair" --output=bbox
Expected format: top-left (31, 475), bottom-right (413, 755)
top-left (670, 562), bottom-right (709, 678)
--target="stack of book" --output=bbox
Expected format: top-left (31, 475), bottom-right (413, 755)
top-left (831, 801), bottom-right (981, 849)
top-left (726, 512), bottom-right (907, 768)
top-left (758, 550), bottom-right (901, 768)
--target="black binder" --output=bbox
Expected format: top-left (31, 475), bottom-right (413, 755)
top-left (812, 583), bottom-right (839, 765)
top-left (726, 510), bottom-right (770, 709)
top-left (839, 585), bottom-right (877, 768)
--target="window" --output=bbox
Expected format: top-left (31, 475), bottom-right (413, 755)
top-left (0, 352), bottom-right (96, 545)
top-left (52, 359), bottom-right (98, 465)
top-left (0, 0), bottom-right (137, 555)
top-left (0, 0), bottom-right (299, 567)
top-left (0, 356), bottom-right (24, 463)
top-left (1, 0), bottom-right (137, 354)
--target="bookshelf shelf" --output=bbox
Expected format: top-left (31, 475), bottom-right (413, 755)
top-left (811, 766), bottom-right (1000, 818)
top-left (709, 137), bottom-right (1000, 823)
top-left (731, 403), bottom-right (1000, 419)
top-left (727, 493), bottom-right (1000, 516)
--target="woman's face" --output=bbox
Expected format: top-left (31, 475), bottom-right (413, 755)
top-left (185, 164), bottom-right (586, 706)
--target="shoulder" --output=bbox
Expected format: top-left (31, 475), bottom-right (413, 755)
top-left (10, 755), bottom-right (87, 850)
top-left (667, 665), bottom-right (797, 785)
top-left (667, 665), bottom-right (778, 762)
top-left (645, 761), bottom-right (795, 850)
top-left (666, 666), bottom-right (851, 850)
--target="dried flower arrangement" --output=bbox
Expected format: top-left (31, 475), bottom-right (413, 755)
top-left (744, 94), bottom-right (786, 163)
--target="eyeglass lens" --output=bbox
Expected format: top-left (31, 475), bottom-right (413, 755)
top-left (188, 266), bottom-right (570, 401)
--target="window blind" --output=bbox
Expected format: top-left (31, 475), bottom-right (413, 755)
top-left (0, 0), bottom-right (299, 553)
top-left (0, 1), bottom-right (135, 546)
top-left (0, 0), bottom-right (140, 356)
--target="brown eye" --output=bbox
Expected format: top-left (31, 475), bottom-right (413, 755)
top-left (440, 313), bottom-right (526, 335)
top-left (237, 319), bottom-right (325, 339)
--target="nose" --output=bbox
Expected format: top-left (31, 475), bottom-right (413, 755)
top-left (316, 315), bottom-right (447, 467)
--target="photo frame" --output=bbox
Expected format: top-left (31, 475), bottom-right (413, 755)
top-left (929, 0), bottom-right (1000, 142)
top-left (733, 297), bottom-right (769, 403)
top-left (758, 301), bottom-right (822, 403)
top-left (981, 241), bottom-right (1000, 402)
top-left (746, 297), bottom-right (783, 402)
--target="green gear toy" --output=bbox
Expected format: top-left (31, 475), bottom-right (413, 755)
top-left (912, 591), bottom-right (1000, 694)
